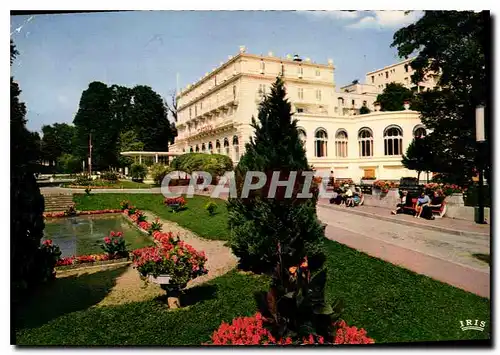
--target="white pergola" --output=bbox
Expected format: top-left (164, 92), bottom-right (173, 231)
top-left (120, 151), bottom-right (182, 165)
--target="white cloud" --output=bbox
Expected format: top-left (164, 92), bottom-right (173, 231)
top-left (297, 10), bottom-right (362, 20)
top-left (347, 10), bottom-right (424, 30)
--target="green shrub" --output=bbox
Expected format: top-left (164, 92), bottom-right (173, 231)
top-left (130, 163), bottom-right (148, 182)
top-left (170, 153), bottom-right (233, 179)
top-left (227, 77), bottom-right (325, 272)
top-left (150, 164), bottom-right (173, 185)
top-left (101, 171), bottom-right (118, 181)
top-left (205, 201), bottom-right (218, 216)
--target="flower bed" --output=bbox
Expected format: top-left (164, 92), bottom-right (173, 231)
top-left (424, 182), bottom-right (463, 196)
top-left (164, 197), bottom-right (187, 212)
top-left (44, 209), bottom-right (122, 218)
top-left (55, 255), bottom-right (130, 270)
top-left (120, 200), bottom-right (163, 235)
top-left (373, 180), bottom-right (399, 193)
top-left (207, 313), bottom-right (374, 345)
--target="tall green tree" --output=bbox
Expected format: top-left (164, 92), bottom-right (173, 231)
top-left (73, 81), bottom-right (119, 170)
top-left (117, 130), bottom-right (144, 167)
top-left (130, 85), bottom-right (173, 151)
top-left (40, 123), bottom-right (76, 166)
top-left (11, 40), bottom-right (46, 301)
top-left (401, 137), bottom-right (435, 182)
top-left (392, 10), bottom-right (489, 184)
top-left (227, 77), bottom-right (325, 272)
top-left (376, 83), bottom-right (414, 111)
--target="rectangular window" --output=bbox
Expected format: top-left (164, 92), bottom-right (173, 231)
top-left (385, 71), bottom-right (389, 78)
top-left (298, 88), bottom-right (304, 100)
top-left (298, 66), bottom-right (303, 77)
top-left (297, 108), bottom-right (304, 113)
top-left (316, 89), bottom-right (321, 101)
top-left (195, 105), bottom-right (197, 116)
top-left (371, 76), bottom-right (374, 83)
top-left (200, 101), bottom-right (203, 110)
top-left (189, 107), bottom-right (192, 118)
top-left (260, 61), bottom-right (265, 74)
top-left (315, 69), bottom-right (321, 76)
top-left (351, 99), bottom-right (355, 106)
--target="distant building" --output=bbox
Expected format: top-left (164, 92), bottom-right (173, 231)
top-left (365, 57), bottom-right (440, 94)
top-left (171, 47), bottom-right (427, 182)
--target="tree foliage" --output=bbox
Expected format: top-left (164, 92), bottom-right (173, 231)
top-left (11, 40), bottom-right (49, 302)
top-left (73, 83), bottom-right (175, 170)
top-left (375, 83), bottom-right (414, 111)
top-left (40, 123), bottom-right (76, 166)
top-left (359, 105), bottom-right (371, 115)
top-left (227, 77), bottom-right (325, 272)
top-left (392, 10), bottom-right (489, 184)
top-left (401, 137), bottom-right (434, 181)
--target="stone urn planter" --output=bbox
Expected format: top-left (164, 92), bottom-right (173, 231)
top-left (147, 274), bottom-right (187, 309)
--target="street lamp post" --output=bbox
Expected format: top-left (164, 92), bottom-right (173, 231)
top-left (475, 105), bottom-right (487, 224)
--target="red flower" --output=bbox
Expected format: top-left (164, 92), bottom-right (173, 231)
top-left (104, 237), bottom-right (111, 244)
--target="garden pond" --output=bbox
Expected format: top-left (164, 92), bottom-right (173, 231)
top-left (43, 214), bottom-right (153, 257)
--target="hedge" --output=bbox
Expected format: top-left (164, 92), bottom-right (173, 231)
top-left (170, 153), bottom-right (233, 178)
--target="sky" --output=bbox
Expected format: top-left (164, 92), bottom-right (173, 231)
top-left (10, 10), bottom-right (423, 132)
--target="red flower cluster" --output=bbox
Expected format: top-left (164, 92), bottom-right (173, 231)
top-left (131, 230), bottom-right (208, 285)
top-left (101, 231), bottom-right (127, 258)
top-left (373, 180), bottom-right (398, 193)
top-left (122, 205), bottom-right (163, 235)
top-left (44, 209), bottom-right (122, 219)
top-left (424, 182), bottom-right (462, 196)
top-left (208, 313), bottom-right (375, 345)
top-left (164, 196), bottom-right (186, 206)
top-left (42, 239), bottom-right (53, 246)
top-left (333, 320), bottom-right (375, 344)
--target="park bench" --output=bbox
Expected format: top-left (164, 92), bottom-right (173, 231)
top-left (402, 198), bottom-right (447, 218)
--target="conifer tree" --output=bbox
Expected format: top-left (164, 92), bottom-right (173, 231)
top-left (227, 77), bottom-right (325, 272)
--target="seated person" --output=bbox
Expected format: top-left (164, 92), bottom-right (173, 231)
top-left (344, 187), bottom-right (353, 207)
top-left (391, 190), bottom-right (408, 215)
top-left (421, 189), bottom-right (444, 220)
top-left (352, 192), bottom-right (361, 206)
top-left (329, 188), bottom-right (343, 204)
top-left (415, 191), bottom-right (431, 218)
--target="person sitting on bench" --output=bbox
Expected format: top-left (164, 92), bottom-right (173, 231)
top-left (344, 186), bottom-right (353, 207)
top-left (415, 191), bottom-right (430, 219)
top-left (421, 189), bottom-right (444, 220)
top-left (391, 190), bottom-right (408, 215)
top-left (352, 192), bottom-right (361, 207)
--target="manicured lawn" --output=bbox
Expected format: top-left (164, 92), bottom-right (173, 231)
top-left (15, 239), bottom-right (490, 345)
top-left (64, 180), bottom-right (153, 189)
top-left (73, 193), bottom-right (230, 241)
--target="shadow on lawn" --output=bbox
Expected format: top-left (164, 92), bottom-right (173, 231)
top-left (153, 284), bottom-right (218, 307)
top-left (14, 265), bottom-right (128, 331)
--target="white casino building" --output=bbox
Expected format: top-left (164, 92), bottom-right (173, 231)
top-left (170, 46), bottom-right (433, 182)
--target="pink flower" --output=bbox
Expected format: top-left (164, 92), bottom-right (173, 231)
top-left (104, 237), bottom-right (111, 244)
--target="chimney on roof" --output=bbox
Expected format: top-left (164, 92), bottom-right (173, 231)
top-left (293, 54), bottom-right (302, 62)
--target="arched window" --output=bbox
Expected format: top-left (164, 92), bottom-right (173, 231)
top-left (358, 128), bottom-right (373, 157)
top-left (224, 138), bottom-right (230, 156)
top-left (233, 135), bottom-right (240, 161)
top-left (195, 145), bottom-right (200, 152)
top-left (189, 146), bottom-right (194, 153)
top-left (413, 125), bottom-right (427, 138)
top-left (216, 140), bottom-right (221, 154)
top-left (335, 129), bottom-right (348, 158)
top-left (384, 126), bottom-right (403, 156)
top-left (201, 143), bottom-right (206, 153)
top-left (314, 128), bottom-right (328, 157)
top-left (208, 142), bottom-right (213, 154)
top-left (297, 128), bottom-right (307, 147)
